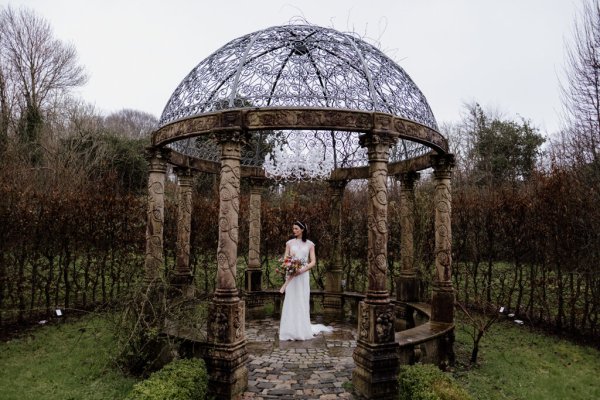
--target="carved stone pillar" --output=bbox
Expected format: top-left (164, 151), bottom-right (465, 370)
top-left (323, 180), bottom-right (346, 317)
top-left (144, 149), bottom-right (167, 286)
top-left (172, 167), bottom-right (194, 298)
top-left (245, 179), bottom-right (264, 315)
top-left (397, 172), bottom-right (420, 303)
top-left (245, 179), bottom-right (263, 292)
top-left (352, 133), bottom-right (399, 400)
top-left (431, 154), bottom-right (455, 324)
top-left (207, 132), bottom-right (248, 399)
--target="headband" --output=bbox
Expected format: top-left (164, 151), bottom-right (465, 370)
top-left (294, 221), bottom-right (306, 230)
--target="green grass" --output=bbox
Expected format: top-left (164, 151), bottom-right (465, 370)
top-left (2, 311), bottom-right (599, 400)
top-left (454, 319), bottom-right (600, 400)
top-left (0, 314), bottom-right (136, 400)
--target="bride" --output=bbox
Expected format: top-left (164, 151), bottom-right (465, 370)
top-left (279, 221), bottom-right (333, 341)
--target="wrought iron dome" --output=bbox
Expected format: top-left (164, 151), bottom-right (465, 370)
top-left (154, 24), bottom-right (447, 180)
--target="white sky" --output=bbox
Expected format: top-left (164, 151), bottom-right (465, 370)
top-left (6, 0), bottom-right (580, 135)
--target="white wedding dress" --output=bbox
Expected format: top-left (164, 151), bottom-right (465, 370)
top-left (279, 239), bottom-right (333, 341)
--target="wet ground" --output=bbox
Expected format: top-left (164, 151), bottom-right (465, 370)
top-left (242, 317), bottom-right (360, 399)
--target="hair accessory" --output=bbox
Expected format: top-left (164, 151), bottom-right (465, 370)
top-left (294, 221), bottom-right (306, 230)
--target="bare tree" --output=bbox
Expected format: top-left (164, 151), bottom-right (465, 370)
top-left (561, 0), bottom-right (600, 164)
top-left (0, 5), bottom-right (87, 152)
top-left (103, 108), bottom-right (157, 139)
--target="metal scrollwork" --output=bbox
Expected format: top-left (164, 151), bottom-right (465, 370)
top-left (159, 25), bottom-right (437, 130)
top-left (158, 24), bottom-right (441, 180)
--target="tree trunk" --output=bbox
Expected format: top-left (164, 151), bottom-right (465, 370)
top-left (470, 329), bottom-right (485, 364)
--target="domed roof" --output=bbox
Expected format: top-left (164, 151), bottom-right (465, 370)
top-left (158, 24), bottom-right (438, 131)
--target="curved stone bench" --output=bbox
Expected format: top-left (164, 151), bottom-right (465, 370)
top-left (395, 302), bottom-right (454, 367)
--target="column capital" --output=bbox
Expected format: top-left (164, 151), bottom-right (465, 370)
top-left (248, 177), bottom-right (268, 194)
top-left (145, 147), bottom-right (170, 173)
top-left (430, 154), bottom-right (455, 175)
top-left (359, 132), bottom-right (397, 149)
top-left (328, 179), bottom-right (348, 192)
top-left (397, 171), bottom-right (420, 189)
top-left (217, 131), bottom-right (245, 161)
top-left (214, 130), bottom-right (247, 145)
top-left (173, 166), bottom-right (193, 177)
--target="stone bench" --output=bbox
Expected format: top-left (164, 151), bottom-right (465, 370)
top-left (395, 302), bottom-right (454, 366)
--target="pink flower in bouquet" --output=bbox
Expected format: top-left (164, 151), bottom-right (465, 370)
top-left (277, 255), bottom-right (303, 277)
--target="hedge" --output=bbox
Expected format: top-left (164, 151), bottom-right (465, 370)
top-left (398, 363), bottom-right (472, 400)
top-left (126, 358), bottom-right (208, 400)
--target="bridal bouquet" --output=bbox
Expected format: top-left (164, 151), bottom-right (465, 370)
top-left (276, 255), bottom-right (303, 278)
top-left (277, 255), bottom-right (304, 294)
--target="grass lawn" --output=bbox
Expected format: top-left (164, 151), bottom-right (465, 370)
top-left (454, 318), bottom-right (600, 400)
top-left (0, 313), bottom-right (136, 400)
top-left (2, 311), bottom-right (599, 399)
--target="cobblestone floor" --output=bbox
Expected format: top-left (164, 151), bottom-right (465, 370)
top-left (242, 318), bottom-right (360, 399)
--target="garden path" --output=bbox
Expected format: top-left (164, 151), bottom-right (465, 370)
top-left (242, 317), bottom-right (360, 399)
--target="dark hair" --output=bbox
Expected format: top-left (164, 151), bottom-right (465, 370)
top-left (293, 221), bottom-right (308, 242)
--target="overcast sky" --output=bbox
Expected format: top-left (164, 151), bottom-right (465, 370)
top-left (7, 0), bottom-right (580, 135)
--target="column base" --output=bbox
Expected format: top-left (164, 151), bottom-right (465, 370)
top-left (431, 285), bottom-right (454, 323)
top-left (207, 299), bottom-right (248, 399)
top-left (394, 302), bottom-right (415, 331)
top-left (206, 340), bottom-right (248, 400)
top-left (396, 275), bottom-right (420, 303)
top-left (245, 269), bottom-right (262, 292)
top-left (170, 274), bottom-right (195, 299)
top-left (352, 300), bottom-right (399, 399)
top-left (323, 293), bottom-right (344, 319)
top-left (352, 341), bottom-right (400, 399)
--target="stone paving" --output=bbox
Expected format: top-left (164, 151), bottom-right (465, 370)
top-left (242, 318), bottom-right (361, 399)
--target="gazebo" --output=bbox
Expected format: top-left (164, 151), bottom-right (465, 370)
top-left (145, 24), bottom-right (455, 400)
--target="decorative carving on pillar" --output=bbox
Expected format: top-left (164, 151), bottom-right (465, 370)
top-left (173, 168), bottom-right (194, 295)
top-left (207, 131), bottom-right (248, 399)
top-left (215, 132), bottom-right (243, 299)
top-left (431, 154), bottom-right (455, 324)
top-left (144, 149), bottom-right (168, 285)
top-left (248, 184), bottom-right (262, 270)
top-left (352, 133), bottom-right (400, 400)
top-left (359, 304), bottom-right (370, 340)
top-left (359, 133), bottom-right (396, 302)
top-left (375, 306), bottom-right (395, 343)
top-left (245, 179), bottom-right (265, 294)
top-left (209, 305), bottom-right (229, 342)
top-left (397, 171), bottom-right (420, 303)
top-left (323, 180), bottom-right (346, 315)
top-left (353, 302), bottom-right (399, 399)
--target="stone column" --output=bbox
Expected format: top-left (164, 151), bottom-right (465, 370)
top-left (430, 154), bottom-right (455, 324)
top-left (207, 132), bottom-right (248, 399)
top-left (323, 180), bottom-right (346, 317)
top-left (172, 167), bottom-right (194, 298)
top-left (144, 149), bottom-right (167, 286)
top-left (397, 172), bottom-right (420, 303)
top-left (352, 133), bottom-right (399, 400)
top-left (245, 179), bottom-right (264, 316)
top-left (245, 179), bottom-right (263, 292)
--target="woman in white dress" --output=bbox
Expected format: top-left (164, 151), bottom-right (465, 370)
top-left (279, 221), bottom-right (332, 341)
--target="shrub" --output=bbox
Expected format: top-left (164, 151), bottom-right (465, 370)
top-left (126, 358), bottom-right (208, 400)
top-left (398, 364), bottom-right (472, 400)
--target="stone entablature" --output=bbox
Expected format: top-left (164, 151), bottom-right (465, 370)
top-left (153, 108), bottom-right (448, 155)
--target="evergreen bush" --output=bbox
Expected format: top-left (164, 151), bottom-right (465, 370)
top-left (126, 358), bottom-right (208, 400)
top-left (398, 364), bottom-right (472, 400)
